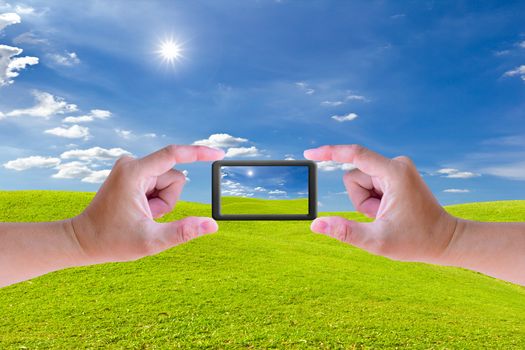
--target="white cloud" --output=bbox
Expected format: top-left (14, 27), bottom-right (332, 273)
top-left (48, 51), bottom-right (80, 66)
top-left (52, 161), bottom-right (92, 179)
top-left (115, 128), bottom-right (133, 139)
top-left (503, 65), bottom-right (525, 81)
top-left (13, 32), bottom-right (48, 46)
top-left (0, 44), bottom-right (39, 86)
top-left (268, 189), bottom-right (287, 195)
top-left (3, 155), bottom-right (60, 171)
top-left (284, 154), bottom-right (295, 160)
top-left (114, 128), bottom-right (157, 140)
top-left (321, 100), bottom-right (344, 107)
top-left (48, 156), bottom-right (116, 183)
top-left (346, 94), bottom-right (368, 102)
top-left (81, 169), bottom-right (111, 183)
top-left (13, 4), bottom-right (35, 15)
top-left (482, 161), bottom-right (525, 181)
top-left (295, 81), bottom-right (315, 95)
top-left (63, 109), bottom-right (111, 123)
top-left (44, 124), bottom-right (90, 140)
top-left (61, 147), bottom-right (131, 161)
top-left (0, 12), bottom-right (19, 30)
top-left (317, 161), bottom-right (356, 172)
top-left (443, 188), bottom-right (470, 193)
top-left (321, 94), bottom-right (368, 107)
top-left (221, 179), bottom-right (255, 197)
top-left (193, 133), bottom-right (248, 149)
top-left (182, 169), bottom-right (190, 182)
top-left (4, 90), bottom-right (77, 118)
top-left (193, 133), bottom-right (261, 158)
top-left (254, 186), bottom-right (267, 192)
top-left (0, 3), bottom-right (44, 16)
top-left (331, 112), bottom-right (358, 122)
top-left (51, 160), bottom-right (112, 184)
top-left (436, 168), bottom-right (480, 179)
top-left (225, 146), bottom-right (261, 158)
top-left (0, 14), bottom-right (39, 86)
top-left (390, 13), bottom-right (406, 19)
top-left (518, 41), bottom-right (525, 49)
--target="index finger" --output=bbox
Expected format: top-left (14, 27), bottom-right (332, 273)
top-left (138, 145), bottom-right (225, 176)
top-left (304, 144), bottom-right (391, 177)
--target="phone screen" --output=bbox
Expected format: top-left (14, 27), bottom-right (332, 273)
top-left (212, 160), bottom-right (317, 220)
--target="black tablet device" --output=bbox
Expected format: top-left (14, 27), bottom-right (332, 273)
top-left (212, 160), bottom-right (317, 220)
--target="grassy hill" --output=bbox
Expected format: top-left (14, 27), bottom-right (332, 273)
top-left (221, 196), bottom-right (309, 215)
top-left (0, 191), bottom-right (524, 349)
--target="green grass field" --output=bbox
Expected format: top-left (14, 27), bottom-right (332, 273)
top-left (0, 191), bottom-right (524, 349)
top-left (221, 196), bottom-right (309, 215)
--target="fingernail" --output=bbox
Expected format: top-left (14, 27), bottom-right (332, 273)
top-left (199, 219), bottom-right (218, 234)
top-left (303, 149), bottom-right (315, 158)
top-left (311, 219), bottom-right (329, 234)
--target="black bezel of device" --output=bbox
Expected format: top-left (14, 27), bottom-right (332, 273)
top-left (212, 160), bottom-right (317, 221)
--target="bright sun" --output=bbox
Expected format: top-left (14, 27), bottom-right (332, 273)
top-left (157, 39), bottom-right (183, 64)
top-left (247, 170), bottom-right (254, 177)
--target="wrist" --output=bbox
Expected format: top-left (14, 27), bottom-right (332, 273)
top-left (66, 215), bottom-right (94, 267)
top-left (435, 216), bottom-right (469, 267)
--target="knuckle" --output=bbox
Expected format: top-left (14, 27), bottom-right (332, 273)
top-left (115, 155), bottom-right (134, 167)
top-left (394, 155), bottom-right (415, 168)
top-left (163, 144), bottom-right (177, 156)
top-left (332, 222), bottom-right (350, 242)
top-left (349, 144), bottom-right (366, 162)
top-left (176, 220), bottom-right (195, 242)
top-left (349, 144), bottom-right (364, 155)
top-left (112, 157), bottom-right (137, 178)
top-left (341, 224), bottom-right (354, 244)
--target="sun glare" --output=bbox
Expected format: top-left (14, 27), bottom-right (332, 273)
top-left (157, 39), bottom-right (183, 64)
top-left (247, 170), bottom-right (254, 177)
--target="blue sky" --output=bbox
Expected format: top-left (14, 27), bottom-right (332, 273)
top-left (221, 165), bottom-right (309, 200)
top-left (0, 0), bottom-right (524, 212)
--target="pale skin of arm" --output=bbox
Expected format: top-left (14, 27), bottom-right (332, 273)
top-left (304, 145), bottom-right (525, 286)
top-left (0, 145), bottom-right (225, 288)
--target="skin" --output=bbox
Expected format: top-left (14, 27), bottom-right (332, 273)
top-left (1, 143), bottom-right (523, 287)
top-left (0, 145), bottom-right (224, 288)
top-left (304, 144), bottom-right (525, 286)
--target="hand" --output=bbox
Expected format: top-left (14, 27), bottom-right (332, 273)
top-left (304, 145), bottom-right (458, 264)
top-left (70, 145), bottom-right (224, 265)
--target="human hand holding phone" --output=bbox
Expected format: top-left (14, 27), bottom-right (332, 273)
top-left (304, 144), bottom-right (525, 285)
top-left (72, 145), bottom-right (225, 264)
top-left (0, 145), bottom-right (224, 287)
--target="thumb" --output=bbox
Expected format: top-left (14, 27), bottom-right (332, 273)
top-left (310, 216), bottom-right (370, 249)
top-left (156, 216), bottom-right (219, 249)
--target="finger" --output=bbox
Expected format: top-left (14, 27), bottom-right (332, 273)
top-left (310, 216), bottom-right (370, 249)
top-left (148, 169), bottom-right (187, 218)
top-left (304, 145), bottom-right (391, 177)
top-left (138, 145), bottom-right (225, 177)
top-left (343, 169), bottom-right (381, 218)
top-left (155, 216), bottom-right (219, 250)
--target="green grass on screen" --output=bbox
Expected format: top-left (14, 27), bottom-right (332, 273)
top-left (0, 191), bottom-right (524, 349)
top-left (220, 196), bottom-right (309, 215)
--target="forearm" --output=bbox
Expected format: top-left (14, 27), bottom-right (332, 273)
top-left (442, 219), bottom-right (525, 285)
top-left (0, 220), bottom-right (86, 287)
